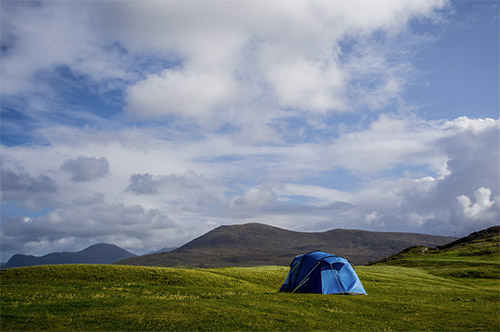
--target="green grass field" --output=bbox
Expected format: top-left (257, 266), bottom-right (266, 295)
top-left (1, 261), bottom-right (499, 331)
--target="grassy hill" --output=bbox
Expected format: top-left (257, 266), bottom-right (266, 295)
top-left (373, 225), bottom-right (500, 279)
top-left (1, 262), bottom-right (498, 331)
top-left (117, 223), bottom-right (450, 267)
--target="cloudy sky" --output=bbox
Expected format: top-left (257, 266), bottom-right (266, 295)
top-left (1, 0), bottom-right (498, 261)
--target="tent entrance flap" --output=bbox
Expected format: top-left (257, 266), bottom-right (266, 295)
top-left (291, 260), bottom-right (321, 293)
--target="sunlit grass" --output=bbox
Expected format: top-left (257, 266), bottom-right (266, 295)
top-left (1, 263), bottom-right (498, 331)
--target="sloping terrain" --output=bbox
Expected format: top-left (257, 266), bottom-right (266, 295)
top-left (117, 223), bottom-right (450, 267)
top-left (437, 225), bottom-right (500, 252)
top-left (4, 243), bottom-right (136, 268)
top-left (374, 225), bottom-right (500, 278)
top-left (1, 262), bottom-right (498, 331)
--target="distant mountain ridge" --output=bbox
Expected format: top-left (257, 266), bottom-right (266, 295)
top-left (117, 223), bottom-right (450, 267)
top-left (4, 243), bottom-right (136, 268)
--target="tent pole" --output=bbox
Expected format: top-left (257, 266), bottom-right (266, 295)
top-left (291, 261), bottom-right (321, 293)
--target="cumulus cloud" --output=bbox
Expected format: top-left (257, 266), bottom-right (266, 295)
top-left (230, 185), bottom-right (278, 210)
top-left (1, 1), bottom-right (132, 96)
top-left (364, 211), bottom-right (385, 228)
top-left (1, 167), bottom-right (57, 193)
top-left (356, 117), bottom-right (500, 235)
top-left (126, 66), bottom-right (240, 118)
top-left (61, 156), bottom-right (110, 182)
top-left (125, 170), bottom-right (227, 214)
top-left (456, 187), bottom-right (496, 220)
top-left (127, 170), bottom-right (222, 194)
top-left (127, 173), bottom-right (160, 195)
top-left (323, 114), bottom-right (445, 174)
top-left (0, 166), bottom-right (57, 211)
top-left (121, 0), bottom-right (447, 120)
top-left (2, 0), bottom-right (447, 126)
top-left (225, 116), bottom-right (498, 235)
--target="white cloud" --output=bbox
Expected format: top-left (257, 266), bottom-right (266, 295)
top-left (456, 187), bottom-right (496, 220)
top-left (259, 47), bottom-right (347, 112)
top-left (126, 65), bottom-right (241, 118)
top-left (37, 0), bottom-right (446, 122)
top-left (364, 211), bottom-right (385, 228)
top-left (320, 114), bottom-right (449, 174)
top-left (1, 2), bottom-right (131, 96)
top-left (280, 184), bottom-right (353, 205)
top-left (125, 170), bottom-right (227, 214)
top-left (2, 0), bottom-right (448, 118)
top-left (361, 117), bottom-right (500, 235)
top-left (230, 185), bottom-right (278, 210)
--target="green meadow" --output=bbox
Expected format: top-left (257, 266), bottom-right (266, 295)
top-left (1, 261), bottom-right (499, 331)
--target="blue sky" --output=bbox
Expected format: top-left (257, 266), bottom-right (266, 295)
top-left (1, 0), bottom-right (498, 260)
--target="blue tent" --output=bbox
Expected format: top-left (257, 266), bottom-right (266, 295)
top-left (279, 251), bottom-right (366, 295)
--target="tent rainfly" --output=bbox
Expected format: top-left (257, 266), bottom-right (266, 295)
top-left (279, 251), bottom-right (367, 295)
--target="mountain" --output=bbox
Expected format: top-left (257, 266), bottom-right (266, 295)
top-left (4, 243), bottom-right (137, 268)
top-left (116, 223), bottom-right (450, 267)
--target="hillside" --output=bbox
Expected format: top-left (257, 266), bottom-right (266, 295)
top-left (437, 225), bottom-right (500, 252)
top-left (117, 223), bottom-right (450, 267)
top-left (1, 263), bottom-right (498, 331)
top-left (4, 243), bottom-right (136, 268)
top-left (374, 225), bottom-right (500, 278)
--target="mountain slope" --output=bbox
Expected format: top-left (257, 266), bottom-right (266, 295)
top-left (5, 243), bottom-right (136, 268)
top-left (117, 223), bottom-right (450, 267)
top-left (437, 225), bottom-right (500, 253)
top-left (374, 225), bottom-right (500, 278)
